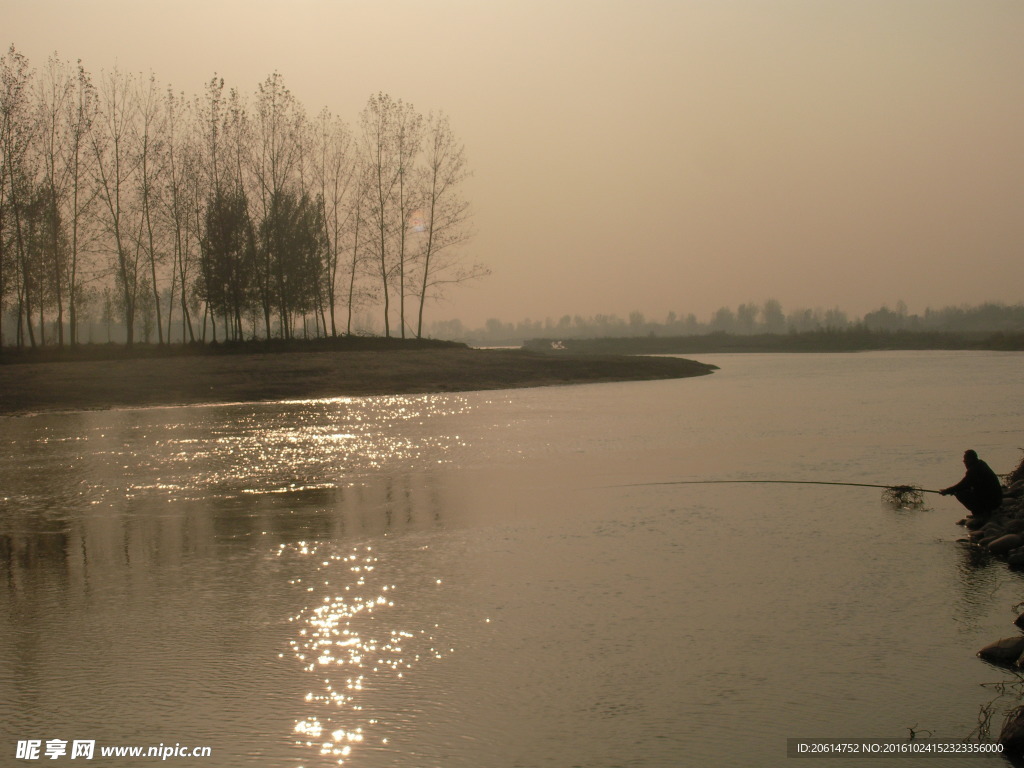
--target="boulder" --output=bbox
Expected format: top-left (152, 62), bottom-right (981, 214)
top-left (1005, 519), bottom-right (1024, 535)
top-left (978, 637), bottom-right (1024, 667)
top-left (1000, 706), bottom-right (1024, 764)
top-left (989, 534), bottom-right (1024, 555)
top-left (1009, 550), bottom-right (1024, 571)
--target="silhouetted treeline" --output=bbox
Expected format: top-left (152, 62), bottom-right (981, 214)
top-left (430, 300), bottom-right (1024, 346)
top-left (0, 45), bottom-right (485, 350)
top-left (522, 328), bottom-right (1024, 355)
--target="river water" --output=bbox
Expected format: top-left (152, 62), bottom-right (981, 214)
top-left (1, 351), bottom-right (1022, 767)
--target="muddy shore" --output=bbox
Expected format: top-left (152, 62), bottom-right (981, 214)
top-left (0, 346), bottom-right (717, 416)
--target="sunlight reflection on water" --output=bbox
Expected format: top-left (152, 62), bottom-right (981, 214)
top-left (0, 394), bottom-right (476, 517)
top-left (279, 538), bottom-right (459, 767)
top-left (154, 395), bottom-right (473, 499)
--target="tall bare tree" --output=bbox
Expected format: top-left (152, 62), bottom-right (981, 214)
top-left (393, 100), bottom-right (422, 338)
top-left (35, 54), bottom-right (74, 346)
top-left (344, 158), bottom-right (373, 336)
top-left (136, 73), bottom-right (166, 344)
top-left (92, 66), bottom-right (142, 346)
top-left (359, 93), bottom-right (423, 338)
top-left (197, 76), bottom-right (226, 197)
top-left (1, 45), bottom-right (37, 347)
top-left (31, 54), bottom-right (97, 347)
top-left (163, 86), bottom-right (201, 342)
top-left (412, 112), bottom-right (483, 338)
top-left (311, 107), bottom-right (357, 337)
top-left (63, 60), bottom-right (97, 346)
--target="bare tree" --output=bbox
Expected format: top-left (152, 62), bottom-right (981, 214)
top-left (344, 158), bottom-right (374, 336)
top-left (194, 76), bottom-right (229, 339)
top-left (1, 45), bottom-right (37, 347)
top-left (136, 73), bottom-right (166, 344)
top-left (358, 94), bottom-right (395, 337)
top-left (64, 60), bottom-right (98, 345)
top-left (224, 86), bottom-right (250, 195)
top-left (197, 76), bottom-right (226, 196)
top-left (34, 53), bottom-right (74, 346)
top-left (163, 86), bottom-right (200, 342)
top-left (311, 107), bottom-right (357, 337)
top-left (359, 93), bottom-right (423, 338)
top-left (31, 54), bottom-right (97, 348)
top-left (92, 66), bottom-right (143, 346)
top-left (411, 112), bottom-right (484, 338)
top-left (393, 99), bottom-right (422, 338)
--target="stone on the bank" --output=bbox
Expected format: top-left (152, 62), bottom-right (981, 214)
top-left (978, 637), bottom-right (1024, 666)
top-left (989, 534), bottom-right (1024, 555)
top-left (1009, 550), bottom-right (1024, 571)
top-left (1000, 706), bottom-right (1024, 761)
top-left (1005, 519), bottom-right (1024, 535)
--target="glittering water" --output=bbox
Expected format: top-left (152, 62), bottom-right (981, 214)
top-left (1, 351), bottom-right (1022, 767)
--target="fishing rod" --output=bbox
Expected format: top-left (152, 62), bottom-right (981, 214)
top-left (608, 479), bottom-right (942, 507)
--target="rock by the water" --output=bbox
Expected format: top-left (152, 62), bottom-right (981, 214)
top-left (1001, 707), bottom-right (1024, 763)
top-left (978, 637), bottom-right (1024, 666)
top-left (989, 534), bottom-right (1024, 555)
top-left (1009, 550), bottom-right (1024, 571)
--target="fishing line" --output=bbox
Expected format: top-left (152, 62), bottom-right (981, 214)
top-left (607, 479), bottom-right (941, 508)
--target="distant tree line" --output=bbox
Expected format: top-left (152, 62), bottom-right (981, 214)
top-left (0, 44), bottom-right (485, 349)
top-left (430, 300), bottom-right (1024, 345)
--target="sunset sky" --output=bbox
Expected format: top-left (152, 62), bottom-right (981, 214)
top-left (5, 0), bottom-right (1022, 327)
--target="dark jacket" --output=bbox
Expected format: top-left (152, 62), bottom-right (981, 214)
top-left (946, 459), bottom-right (1003, 510)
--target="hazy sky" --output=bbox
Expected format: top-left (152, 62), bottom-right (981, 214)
top-left (5, 0), bottom-right (1023, 327)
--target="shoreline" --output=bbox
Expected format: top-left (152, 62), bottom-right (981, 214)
top-left (0, 346), bottom-right (717, 416)
top-left (522, 330), bottom-right (1024, 354)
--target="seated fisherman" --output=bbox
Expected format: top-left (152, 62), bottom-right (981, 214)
top-left (941, 449), bottom-right (1003, 523)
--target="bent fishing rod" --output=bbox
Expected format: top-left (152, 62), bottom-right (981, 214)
top-left (606, 479), bottom-right (943, 506)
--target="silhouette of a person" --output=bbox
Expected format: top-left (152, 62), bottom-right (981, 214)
top-left (941, 449), bottom-right (1002, 523)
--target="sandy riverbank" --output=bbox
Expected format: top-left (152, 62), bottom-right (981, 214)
top-left (0, 346), bottom-right (716, 416)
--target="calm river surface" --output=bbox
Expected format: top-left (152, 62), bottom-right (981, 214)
top-left (2, 351), bottom-right (1023, 767)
